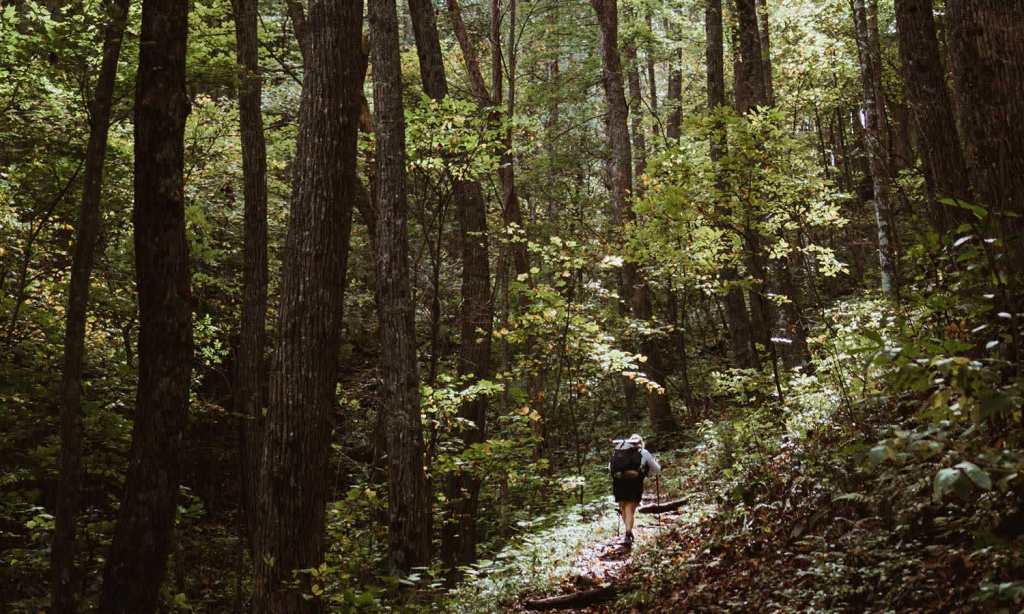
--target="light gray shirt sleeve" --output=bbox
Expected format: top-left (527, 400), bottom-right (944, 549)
top-left (641, 448), bottom-right (661, 476)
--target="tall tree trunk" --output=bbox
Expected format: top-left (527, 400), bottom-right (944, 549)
top-left (592, 0), bottom-right (678, 434)
top-left (624, 31), bottom-right (647, 181)
top-left (733, 0), bottom-right (773, 356)
top-left (408, 0), bottom-right (447, 99)
top-left (230, 0), bottom-right (268, 554)
top-left (447, 0), bottom-right (492, 104)
top-left (665, 40), bottom-right (682, 141)
top-left (408, 0), bottom-right (495, 570)
top-left (946, 0), bottom-right (1024, 270)
top-left (252, 0), bottom-right (362, 611)
top-left (369, 0), bottom-right (432, 574)
top-left (52, 0), bottom-right (130, 610)
top-left (494, 0), bottom-right (528, 281)
top-left (756, 0), bottom-right (774, 105)
top-left (894, 0), bottom-right (971, 236)
top-left (733, 0), bottom-right (767, 113)
top-left (98, 0), bottom-right (192, 608)
top-left (853, 0), bottom-right (898, 298)
top-left (645, 13), bottom-right (659, 122)
top-left (708, 0), bottom-right (757, 369)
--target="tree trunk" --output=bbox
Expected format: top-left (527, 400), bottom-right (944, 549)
top-left (52, 0), bottom-right (130, 610)
top-left (708, 0), bottom-right (757, 369)
top-left (946, 0), bottom-right (1024, 270)
top-left (756, 0), bottom-right (774, 105)
top-left (733, 0), bottom-right (767, 113)
top-left (494, 0), bottom-right (528, 281)
top-left (446, 0), bottom-right (492, 104)
top-left (230, 0), bottom-right (268, 555)
top-left (733, 0), bottom-right (773, 355)
top-left (895, 0), bottom-right (971, 235)
top-left (645, 13), bottom-right (659, 123)
top-left (98, 0), bottom-right (192, 608)
top-left (408, 0), bottom-right (495, 570)
top-left (665, 41), bottom-right (682, 141)
top-left (592, 0), bottom-right (679, 434)
top-left (853, 0), bottom-right (898, 298)
top-left (369, 0), bottom-right (432, 574)
top-left (252, 0), bottom-right (362, 611)
top-left (408, 0), bottom-right (447, 99)
top-left (624, 31), bottom-right (647, 182)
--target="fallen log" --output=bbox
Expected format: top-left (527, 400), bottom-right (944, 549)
top-left (523, 584), bottom-right (630, 611)
top-left (638, 498), bottom-right (686, 514)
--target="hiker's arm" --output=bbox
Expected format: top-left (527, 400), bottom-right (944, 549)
top-left (642, 449), bottom-right (661, 476)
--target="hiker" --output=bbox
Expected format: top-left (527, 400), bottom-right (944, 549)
top-left (609, 433), bottom-right (660, 546)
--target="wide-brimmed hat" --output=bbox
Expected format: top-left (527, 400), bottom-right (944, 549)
top-left (627, 433), bottom-right (644, 448)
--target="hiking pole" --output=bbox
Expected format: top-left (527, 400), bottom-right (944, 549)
top-left (656, 476), bottom-right (663, 530)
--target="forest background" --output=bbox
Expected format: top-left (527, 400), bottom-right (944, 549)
top-left (1, 0), bottom-right (1023, 611)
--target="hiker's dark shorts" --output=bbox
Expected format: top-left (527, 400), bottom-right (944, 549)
top-left (613, 477), bottom-right (644, 503)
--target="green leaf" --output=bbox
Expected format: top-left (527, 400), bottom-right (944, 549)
top-left (933, 467), bottom-right (966, 501)
top-left (955, 461), bottom-right (992, 490)
top-left (939, 197), bottom-right (988, 220)
top-left (868, 444), bottom-right (893, 466)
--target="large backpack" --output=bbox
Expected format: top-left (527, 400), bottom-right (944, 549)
top-left (610, 441), bottom-right (644, 480)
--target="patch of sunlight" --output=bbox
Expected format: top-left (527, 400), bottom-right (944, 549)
top-left (442, 496), bottom-right (648, 613)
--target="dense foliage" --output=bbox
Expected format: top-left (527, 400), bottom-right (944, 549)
top-left (1, 0), bottom-right (1022, 611)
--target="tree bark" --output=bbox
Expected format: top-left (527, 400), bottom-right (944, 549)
top-left (98, 0), bottom-right (192, 608)
top-left (523, 584), bottom-right (628, 610)
top-left (407, 0), bottom-right (495, 570)
top-left (408, 0), bottom-right (447, 100)
top-left (733, 0), bottom-right (773, 354)
top-left (494, 0), bottom-right (528, 281)
top-left (708, 0), bottom-right (757, 369)
top-left (592, 0), bottom-right (678, 434)
top-left (645, 13), bottom-right (658, 121)
top-left (447, 0), bottom-right (492, 104)
top-left (946, 0), bottom-right (1024, 269)
top-left (756, 0), bottom-right (774, 105)
top-left (894, 0), bottom-right (971, 236)
top-left (665, 42), bottom-right (682, 141)
top-left (230, 0), bottom-right (268, 555)
top-left (252, 0), bottom-right (362, 611)
top-left (624, 24), bottom-right (647, 183)
top-left (733, 0), bottom-right (767, 113)
top-left (52, 0), bottom-right (130, 610)
top-left (853, 0), bottom-right (898, 298)
top-left (369, 0), bottom-right (432, 575)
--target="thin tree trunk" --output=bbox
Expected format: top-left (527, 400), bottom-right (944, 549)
top-left (252, 0), bottom-right (362, 611)
top-left (369, 0), bottom-right (432, 574)
top-left (756, 0), bottom-right (774, 105)
top-left (52, 0), bottom-right (129, 610)
top-left (708, 0), bottom-right (757, 369)
top-left (624, 30), bottom-right (647, 181)
top-left (592, 0), bottom-right (678, 434)
top-left (408, 0), bottom-right (495, 570)
top-left (447, 0), bottom-right (492, 104)
top-left (853, 0), bottom-right (898, 298)
top-left (665, 41), bottom-right (682, 141)
top-left (98, 0), bottom-right (192, 608)
top-left (645, 14), bottom-right (658, 117)
top-left (230, 0), bottom-right (268, 554)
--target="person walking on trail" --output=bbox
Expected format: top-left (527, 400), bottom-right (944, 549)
top-left (609, 433), bottom-right (660, 546)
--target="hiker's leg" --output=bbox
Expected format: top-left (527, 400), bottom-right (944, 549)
top-left (622, 501), bottom-right (637, 532)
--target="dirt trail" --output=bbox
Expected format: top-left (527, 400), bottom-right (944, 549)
top-left (518, 490), bottom-right (687, 612)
